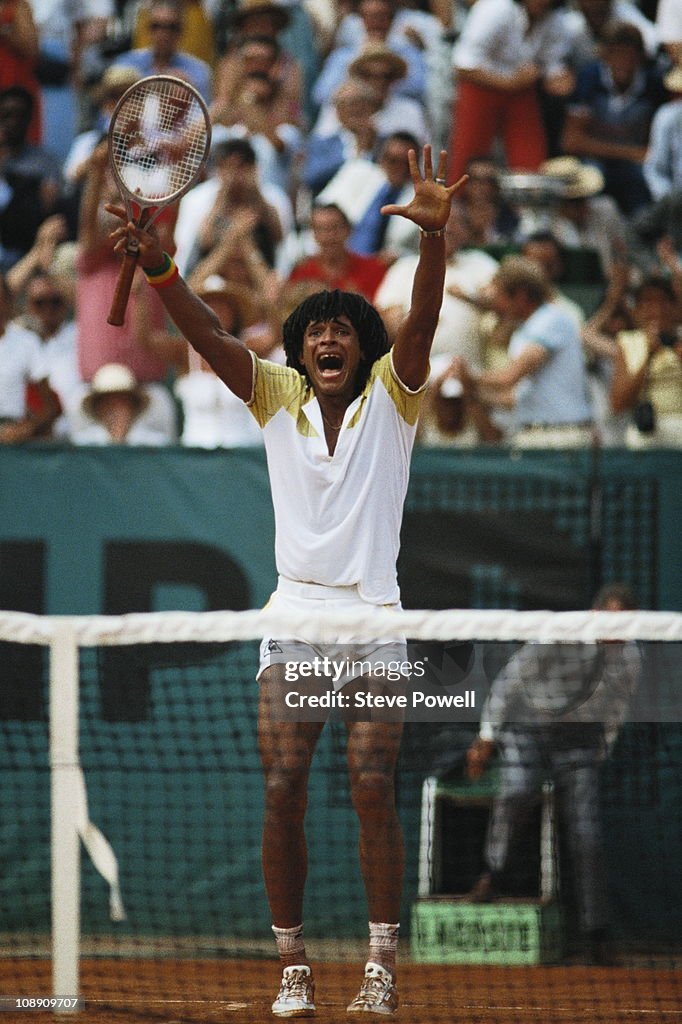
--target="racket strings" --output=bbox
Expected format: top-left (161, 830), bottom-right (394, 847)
top-left (110, 79), bottom-right (209, 203)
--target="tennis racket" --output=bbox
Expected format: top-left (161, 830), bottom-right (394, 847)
top-left (107, 74), bottom-right (211, 326)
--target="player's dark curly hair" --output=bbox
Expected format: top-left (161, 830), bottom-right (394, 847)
top-left (282, 289), bottom-right (389, 392)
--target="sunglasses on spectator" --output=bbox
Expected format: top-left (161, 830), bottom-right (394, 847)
top-left (359, 70), bottom-right (395, 81)
top-left (30, 296), bottom-right (65, 308)
top-left (150, 20), bottom-right (181, 30)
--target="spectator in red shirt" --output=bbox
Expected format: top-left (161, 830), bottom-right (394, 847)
top-left (288, 203), bottom-right (387, 301)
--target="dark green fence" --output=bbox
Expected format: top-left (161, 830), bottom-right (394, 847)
top-left (0, 446), bottom-right (680, 945)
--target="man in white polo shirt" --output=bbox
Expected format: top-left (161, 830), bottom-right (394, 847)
top-left (108, 144), bottom-right (464, 1017)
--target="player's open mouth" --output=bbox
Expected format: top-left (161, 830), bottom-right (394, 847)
top-left (317, 353), bottom-right (345, 379)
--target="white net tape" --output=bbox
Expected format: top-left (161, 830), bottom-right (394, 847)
top-left (0, 607), bottom-right (681, 647)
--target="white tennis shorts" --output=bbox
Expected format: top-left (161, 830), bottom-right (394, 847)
top-left (258, 577), bottom-right (408, 690)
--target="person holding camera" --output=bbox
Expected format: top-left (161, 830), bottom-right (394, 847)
top-left (610, 273), bottom-right (682, 448)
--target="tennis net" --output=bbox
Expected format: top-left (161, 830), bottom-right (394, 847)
top-left (0, 606), bottom-right (680, 1023)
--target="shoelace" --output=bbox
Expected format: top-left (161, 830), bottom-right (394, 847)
top-left (357, 974), bottom-right (390, 1005)
top-left (280, 969), bottom-right (311, 1000)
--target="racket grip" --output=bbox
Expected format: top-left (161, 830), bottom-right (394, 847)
top-left (107, 245), bottom-right (140, 327)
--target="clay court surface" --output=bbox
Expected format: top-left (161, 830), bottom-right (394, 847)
top-left (3, 958), bottom-right (680, 1024)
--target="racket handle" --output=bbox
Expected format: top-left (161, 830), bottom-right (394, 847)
top-left (107, 243), bottom-right (140, 327)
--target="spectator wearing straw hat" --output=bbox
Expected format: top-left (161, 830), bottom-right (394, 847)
top-left (312, 0), bottom-right (427, 112)
top-left (346, 43), bottom-right (428, 145)
top-left (333, 0), bottom-right (451, 145)
top-left (213, 0), bottom-right (304, 129)
top-left (72, 363), bottom-right (172, 445)
top-left (309, 43), bottom-right (429, 147)
top-left (537, 157), bottom-right (627, 278)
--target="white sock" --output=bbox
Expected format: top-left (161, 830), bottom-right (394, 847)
top-left (272, 923), bottom-right (307, 968)
top-left (368, 921), bottom-right (400, 973)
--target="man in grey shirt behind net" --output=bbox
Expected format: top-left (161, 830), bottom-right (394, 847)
top-left (465, 583), bottom-right (641, 964)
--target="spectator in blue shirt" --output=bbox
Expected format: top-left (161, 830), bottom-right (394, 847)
top-left (302, 79), bottom-right (381, 196)
top-left (633, 65), bottom-right (682, 255)
top-left (455, 256), bottom-right (593, 448)
top-left (561, 21), bottom-right (666, 214)
top-left (643, 63), bottom-right (682, 202)
top-left (113, 0), bottom-right (213, 104)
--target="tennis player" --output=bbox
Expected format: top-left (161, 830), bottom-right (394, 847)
top-left (108, 144), bottom-right (464, 1017)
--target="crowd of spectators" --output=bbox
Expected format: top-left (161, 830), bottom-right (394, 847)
top-left (0, 0), bottom-right (681, 449)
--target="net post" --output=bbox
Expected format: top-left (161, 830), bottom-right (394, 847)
top-left (540, 781), bottom-right (557, 902)
top-left (418, 777), bottom-right (439, 897)
top-left (50, 620), bottom-right (81, 1011)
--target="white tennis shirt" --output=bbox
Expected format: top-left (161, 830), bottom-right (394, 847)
top-left (247, 350), bottom-right (425, 605)
top-left (0, 322), bottom-right (45, 420)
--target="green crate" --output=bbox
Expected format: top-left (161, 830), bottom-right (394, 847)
top-left (411, 898), bottom-right (563, 965)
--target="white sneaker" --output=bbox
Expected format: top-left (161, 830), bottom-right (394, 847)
top-left (272, 964), bottom-right (316, 1017)
top-left (346, 962), bottom-right (398, 1014)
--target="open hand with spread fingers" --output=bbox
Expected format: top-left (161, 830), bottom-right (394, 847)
top-left (379, 144), bottom-right (468, 234)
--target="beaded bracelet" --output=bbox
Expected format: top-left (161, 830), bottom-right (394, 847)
top-left (142, 253), bottom-right (179, 289)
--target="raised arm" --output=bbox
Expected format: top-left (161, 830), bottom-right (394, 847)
top-left (380, 146), bottom-right (466, 390)
top-left (107, 206), bottom-right (254, 401)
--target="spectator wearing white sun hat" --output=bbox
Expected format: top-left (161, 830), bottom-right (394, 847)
top-left (72, 363), bottom-right (173, 446)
